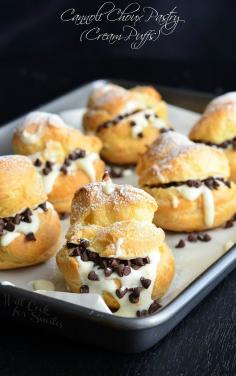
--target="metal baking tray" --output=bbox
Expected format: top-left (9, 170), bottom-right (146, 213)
top-left (0, 79), bottom-right (235, 353)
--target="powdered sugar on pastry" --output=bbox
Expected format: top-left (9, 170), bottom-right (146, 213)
top-left (205, 92), bottom-right (236, 114)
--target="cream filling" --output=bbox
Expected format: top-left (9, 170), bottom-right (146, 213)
top-left (0, 202), bottom-right (52, 247)
top-left (32, 152), bottom-right (99, 194)
top-left (76, 251), bottom-right (160, 318)
top-left (128, 110), bottom-right (167, 138)
top-left (176, 184), bottom-right (215, 226)
top-left (101, 177), bottom-right (116, 195)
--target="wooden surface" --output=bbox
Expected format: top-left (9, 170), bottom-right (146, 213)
top-left (0, 60), bottom-right (235, 376)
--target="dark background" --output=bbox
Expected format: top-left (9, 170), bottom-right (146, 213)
top-left (0, 1), bottom-right (236, 375)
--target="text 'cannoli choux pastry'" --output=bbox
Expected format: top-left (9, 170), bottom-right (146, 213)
top-left (0, 155), bottom-right (61, 269)
top-left (189, 92), bottom-right (236, 182)
top-left (12, 111), bottom-right (105, 213)
top-left (57, 173), bottom-right (175, 317)
top-left (137, 132), bottom-right (236, 232)
top-left (83, 84), bottom-right (171, 165)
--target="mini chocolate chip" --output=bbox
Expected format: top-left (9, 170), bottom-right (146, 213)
top-left (23, 208), bottom-right (32, 217)
top-left (116, 288), bottom-right (128, 299)
top-left (131, 264), bottom-right (141, 270)
top-left (34, 158), bottom-right (42, 167)
top-left (74, 149), bottom-right (86, 159)
top-left (175, 239), bottom-right (185, 248)
top-left (154, 114), bottom-right (159, 118)
top-left (104, 268), bottom-right (113, 277)
top-left (13, 214), bottom-right (21, 225)
top-left (143, 256), bottom-right (150, 264)
top-left (88, 271), bottom-right (99, 281)
top-left (137, 132), bottom-right (143, 138)
top-left (140, 277), bottom-right (151, 289)
top-left (79, 238), bottom-right (90, 249)
top-left (4, 222), bottom-right (15, 232)
top-left (42, 167), bottom-right (51, 176)
top-left (66, 241), bottom-right (78, 249)
top-left (64, 158), bottom-right (71, 167)
top-left (233, 213), bottom-right (236, 221)
top-left (81, 250), bottom-right (89, 262)
top-left (123, 266), bottom-right (131, 276)
top-left (136, 310), bottom-right (148, 317)
top-left (225, 220), bottom-right (234, 229)
top-left (45, 161), bottom-right (53, 169)
top-left (38, 203), bottom-right (48, 212)
top-left (145, 114), bottom-right (151, 119)
top-left (87, 250), bottom-right (97, 261)
top-left (134, 258), bottom-right (144, 266)
top-left (148, 300), bottom-right (161, 314)
top-left (59, 212), bottom-right (70, 220)
top-left (116, 264), bottom-right (125, 277)
top-left (109, 259), bottom-right (119, 268)
top-left (0, 219), bottom-right (4, 226)
top-left (129, 293), bottom-right (139, 304)
top-left (68, 247), bottom-right (80, 257)
top-left (202, 234), bottom-right (211, 242)
top-left (132, 287), bottom-right (142, 297)
top-left (60, 166), bottom-right (68, 175)
top-left (80, 285), bottom-right (89, 293)
top-left (0, 225), bottom-right (4, 236)
top-left (225, 181), bottom-right (231, 188)
top-left (22, 215), bottom-right (32, 223)
top-left (187, 233), bottom-right (198, 242)
top-left (130, 120), bottom-right (136, 127)
top-left (25, 232), bottom-right (36, 241)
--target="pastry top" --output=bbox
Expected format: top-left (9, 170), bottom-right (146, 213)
top-left (66, 220), bottom-right (164, 259)
top-left (13, 111), bottom-right (102, 157)
top-left (71, 173), bottom-right (157, 226)
top-left (0, 155), bottom-right (47, 217)
top-left (83, 84), bottom-right (168, 133)
top-left (137, 132), bottom-right (230, 185)
top-left (189, 92), bottom-right (236, 144)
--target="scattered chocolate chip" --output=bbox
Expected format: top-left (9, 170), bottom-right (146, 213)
top-left (66, 241), bottom-right (78, 249)
top-left (186, 179), bottom-right (201, 188)
top-left (123, 266), bottom-right (131, 276)
top-left (80, 285), bottom-right (89, 293)
top-left (4, 222), bottom-right (15, 232)
top-left (154, 114), bottom-right (159, 118)
top-left (136, 310), bottom-right (148, 317)
top-left (68, 247), bottom-right (80, 257)
top-left (45, 161), bottom-right (53, 169)
top-left (187, 233), bottom-right (198, 242)
top-left (38, 202), bottom-right (48, 212)
top-left (102, 171), bottom-right (110, 181)
top-left (225, 220), bottom-right (234, 229)
top-left (130, 120), bottom-right (136, 127)
top-left (175, 239), bottom-right (185, 248)
top-left (104, 268), bottom-right (113, 277)
top-left (134, 258), bottom-right (144, 266)
top-left (87, 250), bottom-right (97, 261)
top-left (42, 167), bottom-right (51, 176)
top-left (197, 233), bottom-right (212, 241)
top-left (22, 214), bottom-right (32, 223)
top-left (129, 293), bottom-right (139, 304)
top-left (23, 208), bottom-right (32, 217)
top-left (116, 264), bottom-right (125, 277)
top-left (137, 132), bottom-right (143, 138)
top-left (140, 277), bottom-right (151, 289)
top-left (143, 256), bottom-right (150, 264)
top-left (59, 212), bottom-right (70, 220)
top-left (64, 158), bottom-right (71, 167)
top-left (60, 166), bottom-right (68, 175)
top-left (148, 300), bottom-right (161, 314)
top-left (145, 114), bottom-right (151, 120)
top-left (13, 214), bottom-right (21, 225)
top-left (81, 250), bottom-right (89, 262)
top-left (160, 128), bottom-right (169, 133)
top-left (79, 238), bottom-right (90, 249)
top-left (88, 271), bottom-right (99, 281)
top-left (233, 213), bottom-right (236, 221)
top-left (74, 149), bottom-right (86, 159)
top-left (25, 232), bottom-right (36, 241)
top-left (0, 225), bottom-right (4, 236)
top-left (131, 264), bottom-right (141, 270)
top-left (116, 288), bottom-right (128, 299)
top-left (34, 158), bottom-right (42, 167)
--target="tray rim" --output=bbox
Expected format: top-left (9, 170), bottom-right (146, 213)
top-left (0, 78), bottom-right (235, 332)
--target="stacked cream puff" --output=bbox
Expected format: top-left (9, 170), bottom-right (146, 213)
top-left (137, 131), bottom-right (236, 232)
top-left (189, 92), bottom-right (236, 182)
top-left (57, 173), bottom-right (175, 317)
top-left (0, 155), bottom-right (61, 269)
top-left (13, 111), bottom-right (105, 213)
top-left (83, 84), bottom-right (170, 165)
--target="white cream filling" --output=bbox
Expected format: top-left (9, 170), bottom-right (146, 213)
top-left (172, 196), bottom-right (180, 208)
top-left (76, 251), bottom-right (160, 317)
top-left (128, 110), bottom-right (167, 138)
top-left (32, 152), bottom-right (99, 194)
top-left (0, 202), bottom-right (51, 247)
top-left (176, 184), bottom-right (215, 227)
top-left (101, 177), bottom-right (115, 195)
top-left (115, 238), bottom-right (124, 257)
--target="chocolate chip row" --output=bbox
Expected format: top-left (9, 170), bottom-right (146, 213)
top-left (0, 202), bottom-right (47, 240)
top-left (67, 238), bottom-right (150, 278)
top-left (136, 300), bottom-right (162, 317)
top-left (195, 137), bottom-right (236, 150)
top-left (146, 177), bottom-right (231, 190)
top-left (96, 109), bottom-right (164, 134)
top-left (34, 148), bottom-right (86, 176)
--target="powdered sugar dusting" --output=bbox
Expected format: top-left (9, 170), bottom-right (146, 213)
top-left (23, 111), bottom-right (66, 128)
top-left (0, 155), bottom-right (32, 173)
top-left (205, 92), bottom-right (236, 115)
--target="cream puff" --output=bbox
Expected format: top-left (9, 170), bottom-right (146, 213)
top-left (0, 155), bottom-right (61, 269)
top-left (83, 84), bottom-right (170, 165)
top-left (56, 173), bottom-right (175, 317)
top-left (137, 131), bottom-right (236, 232)
top-left (12, 111), bottom-right (105, 213)
top-left (189, 92), bottom-right (236, 182)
